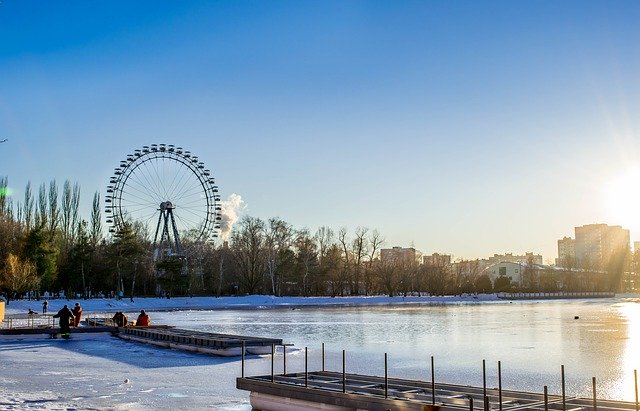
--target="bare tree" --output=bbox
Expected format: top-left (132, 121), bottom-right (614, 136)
top-left (35, 182), bottom-right (46, 228)
top-left (47, 180), bottom-right (59, 239)
top-left (294, 228), bottom-right (317, 296)
top-left (377, 259), bottom-right (399, 296)
top-left (71, 183), bottom-right (80, 241)
top-left (23, 181), bottom-right (34, 229)
top-left (263, 217), bottom-right (294, 296)
top-left (231, 216), bottom-right (266, 294)
top-left (337, 228), bottom-right (351, 294)
top-left (61, 180), bottom-right (73, 247)
top-left (350, 227), bottom-right (369, 295)
top-left (90, 191), bottom-right (102, 247)
top-left (313, 226), bottom-right (335, 294)
top-left (363, 229), bottom-right (384, 294)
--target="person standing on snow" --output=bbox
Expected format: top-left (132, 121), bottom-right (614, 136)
top-left (53, 305), bottom-right (74, 337)
top-left (42, 300), bottom-right (48, 314)
top-left (72, 303), bottom-right (82, 327)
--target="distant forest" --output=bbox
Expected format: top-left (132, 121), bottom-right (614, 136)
top-left (0, 178), bottom-right (636, 303)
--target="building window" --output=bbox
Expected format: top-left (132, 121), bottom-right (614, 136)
top-left (499, 267), bottom-right (507, 276)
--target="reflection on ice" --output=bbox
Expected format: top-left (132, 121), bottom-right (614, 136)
top-left (2, 298), bottom-right (640, 409)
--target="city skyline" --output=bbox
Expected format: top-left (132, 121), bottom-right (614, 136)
top-left (2, 1), bottom-right (640, 261)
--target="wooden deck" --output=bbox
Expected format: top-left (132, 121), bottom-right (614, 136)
top-left (118, 327), bottom-right (283, 356)
top-left (0, 325), bottom-right (115, 337)
top-left (1, 321), bottom-right (283, 356)
top-left (237, 371), bottom-right (639, 411)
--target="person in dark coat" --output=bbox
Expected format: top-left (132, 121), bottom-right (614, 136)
top-left (112, 312), bottom-right (128, 327)
top-left (53, 305), bottom-right (75, 335)
top-left (42, 300), bottom-right (48, 314)
top-left (72, 303), bottom-right (82, 327)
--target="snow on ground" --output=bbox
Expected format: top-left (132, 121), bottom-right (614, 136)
top-left (4, 293), bottom-right (499, 317)
top-left (0, 294), bottom-right (499, 410)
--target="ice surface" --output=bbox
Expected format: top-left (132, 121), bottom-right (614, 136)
top-left (2, 295), bottom-right (640, 409)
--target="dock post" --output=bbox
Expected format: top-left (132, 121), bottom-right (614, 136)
top-left (271, 344), bottom-right (275, 383)
top-left (484, 396), bottom-right (489, 411)
top-left (592, 376), bottom-right (597, 411)
top-left (322, 342), bottom-right (325, 372)
top-left (431, 356), bottom-right (435, 405)
top-left (498, 361), bottom-right (502, 411)
top-left (483, 359), bottom-right (487, 406)
top-left (544, 385), bottom-right (548, 411)
top-left (385, 353), bottom-right (388, 399)
top-left (469, 396), bottom-right (473, 410)
top-left (241, 341), bottom-right (245, 378)
top-left (561, 364), bottom-right (566, 410)
top-left (305, 347), bottom-right (308, 387)
top-left (635, 369), bottom-right (638, 411)
top-left (283, 344), bottom-right (287, 375)
top-left (342, 350), bottom-right (346, 393)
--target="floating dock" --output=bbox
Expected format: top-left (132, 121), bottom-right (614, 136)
top-left (118, 327), bottom-right (283, 356)
top-left (1, 320), bottom-right (283, 356)
top-left (237, 370), bottom-right (639, 411)
top-left (0, 325), bottom-right (114, 338)
top-left (497, 292), bottom-right (615, 300)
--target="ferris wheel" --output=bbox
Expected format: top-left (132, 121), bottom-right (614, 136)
top-left (105, 144), bottom-right (221, 257)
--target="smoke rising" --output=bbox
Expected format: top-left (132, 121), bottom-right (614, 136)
top-left (219, 193), bottom-right (245, 240)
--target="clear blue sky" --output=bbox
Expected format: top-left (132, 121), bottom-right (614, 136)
top-left (2, 1), bottom-right (640, 262)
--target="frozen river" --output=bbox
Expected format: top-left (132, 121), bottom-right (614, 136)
top-left (154, 298), bottom-right (640, 401)
top-left (2, 297), bottom-right (640, 409)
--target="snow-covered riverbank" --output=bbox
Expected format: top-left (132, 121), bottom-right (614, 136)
top-left (3, 293), bottom-right (500, 316)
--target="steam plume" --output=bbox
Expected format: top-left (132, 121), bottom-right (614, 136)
top-left (219, 193), bottom-right (245, 240)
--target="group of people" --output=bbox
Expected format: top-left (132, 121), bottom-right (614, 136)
top-left (45, 302), bottom-right (150, 336)
top-left (51, 303), bottom-right (83, 336)
top-left (112, 310), bottom-right (150, 327)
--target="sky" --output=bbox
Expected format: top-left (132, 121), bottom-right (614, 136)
top-left (1, 1), bottom-right (640, 262)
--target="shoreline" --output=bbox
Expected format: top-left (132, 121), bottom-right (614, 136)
top-left (4, 292), bottom-right (635, 317)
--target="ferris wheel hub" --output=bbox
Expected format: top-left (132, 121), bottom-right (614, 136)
top-left (160, 201), bottom-right (174, 211)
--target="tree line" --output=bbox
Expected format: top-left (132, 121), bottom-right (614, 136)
top-left (1, 177), bottom-right (637, 303)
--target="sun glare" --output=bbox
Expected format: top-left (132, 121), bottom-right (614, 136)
top-left (606, 168), bottom-right (640, 234)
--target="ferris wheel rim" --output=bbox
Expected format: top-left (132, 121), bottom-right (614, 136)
top-left (105, 144), bottom-right (221, 242)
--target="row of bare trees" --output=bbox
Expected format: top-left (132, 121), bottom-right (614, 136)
top-left (3, 177), bottom-right (636, 302)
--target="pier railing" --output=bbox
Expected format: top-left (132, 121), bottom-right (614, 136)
top-left (497, 291), bottom-right (615, 300)
top-left (238, 344), bottom-right (640, 411)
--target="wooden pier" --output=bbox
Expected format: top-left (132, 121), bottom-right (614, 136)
top-left (237, 370), bottom-right (639, 411)
top-left (118, 327), bottom-right (283, 356)
top-left (1, 320), bottom-right (283, 357)
top-left (0, 325), bottom-right (114, 338)
top-left (497, 292), bottom-right (615, 300)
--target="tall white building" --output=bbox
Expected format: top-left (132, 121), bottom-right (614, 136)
top-left (574, 224), bottom-right (630, 269)
top-left (556, 236), bottom-right (576, 267)
top-left (380, 247), bottom-right (418, 266)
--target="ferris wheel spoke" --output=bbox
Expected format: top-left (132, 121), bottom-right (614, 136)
top-left (141, 158), bottom-right (167, 202)
top-left (119, 187), bottom-right (159, 208)
top-left (125, 169), bottom-right (164, 203)
top-left (176, 213), bottom-right (206, 225)
top-left (107, 145), bottom-right (218, 248)
top-left (174, 213), bottom-right (206, 235)
top-left (120, 203), bottom-right (159, 216)
top-left (164, 157), bottom-right (189, 196)
top-left (178, 202), bottom-right (208, 213)
top-left (128, 165), bottom-right (164, 206)
top-left (165, 160), bottom-right (194, 201)
top-left (172, 174), bottom-right (204, 204)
